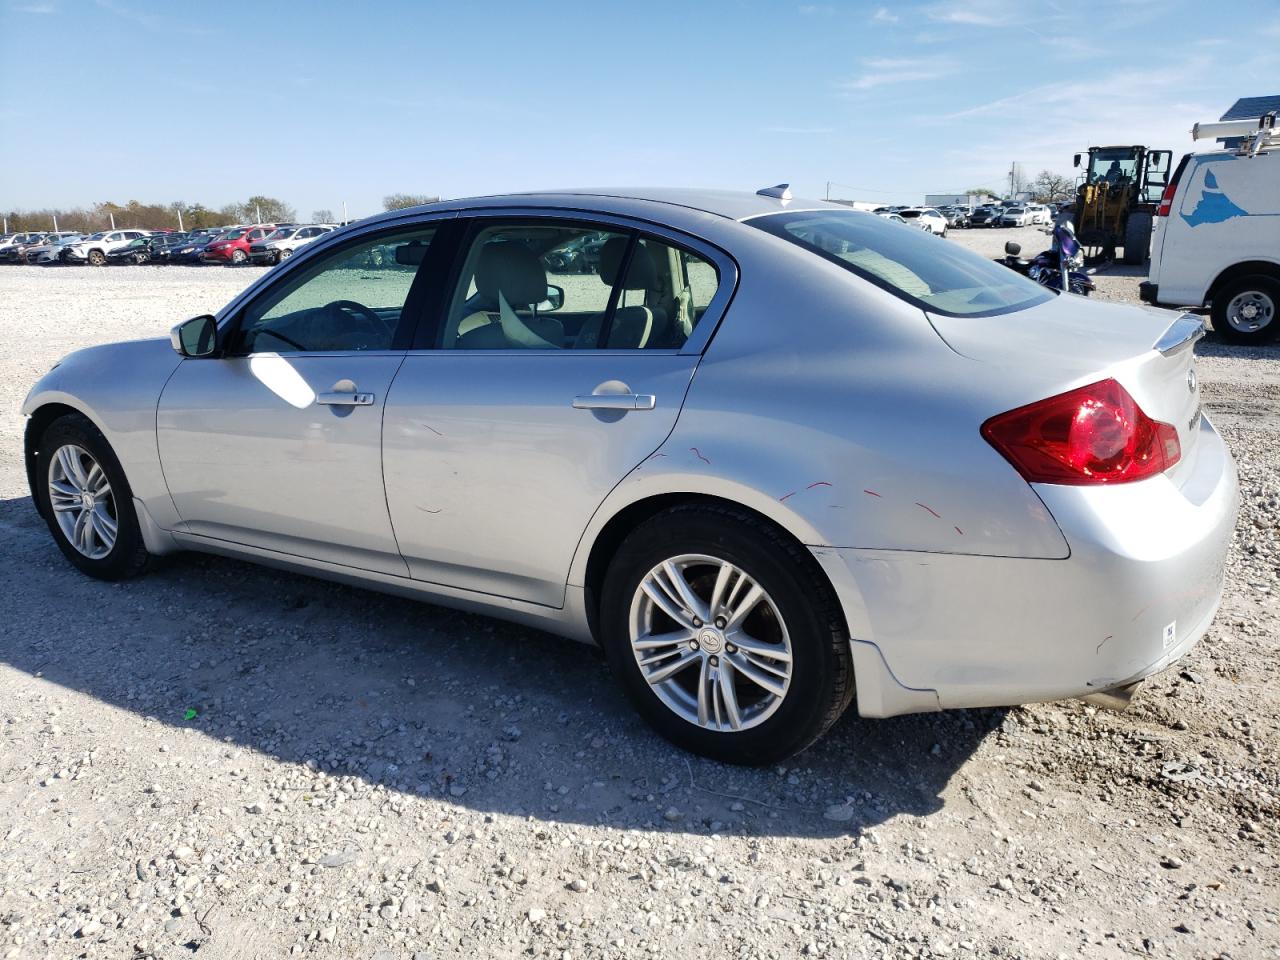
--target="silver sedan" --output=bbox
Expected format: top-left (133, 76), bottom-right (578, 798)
top-left (21, 188), bottom-right (1238, 763)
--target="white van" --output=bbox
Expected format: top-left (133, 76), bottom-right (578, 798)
top-left (1142, 115), bottom-right (1280, 344)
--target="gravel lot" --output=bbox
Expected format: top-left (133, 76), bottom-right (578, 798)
top-left (0, 245), bottom-right (1277, 960)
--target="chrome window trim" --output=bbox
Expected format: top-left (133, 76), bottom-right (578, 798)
top-left (420, 205), bottom-right (739, 357)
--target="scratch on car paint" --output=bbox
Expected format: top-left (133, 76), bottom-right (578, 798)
top-left (915, 502), bottom-right (942, 519)
top-left (690, 447), bottom-right (711, 464)
top-left (1096, 635), bottom-right (1113, 654)
top-left (779, 491), bottom-right (797, 502)
top-left (863, 489), bottom-right (881, 498)
top-left (954, 526), bottom-right (964, 536)
top-left (416, 506), bottom-right (443, 514)
top-left (806, 481), bottom-right (832, 490)
top-left (421, 423), bottom-right (444, 437)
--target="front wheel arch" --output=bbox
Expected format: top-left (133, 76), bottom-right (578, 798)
top-left (24, 402), bottom-right (87, 518)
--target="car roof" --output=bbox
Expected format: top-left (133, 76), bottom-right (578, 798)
top-left (360, 188), bottom-right (847, 229)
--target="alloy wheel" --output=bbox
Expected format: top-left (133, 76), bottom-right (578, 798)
top-left (47, 444), bottom-right (118, 560)
top-left (1225, 289), bottom-right (1275, 334)
top-left (628, 554), bottom-right (793, 732)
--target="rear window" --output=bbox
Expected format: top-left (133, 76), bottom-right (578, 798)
top-left (749, 209), bottom-right (1052, 318)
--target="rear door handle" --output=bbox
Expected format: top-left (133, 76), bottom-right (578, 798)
top-left (317, 391), bottom-right (375, 406)
top-left (572, 394), bottom-right (656, 411)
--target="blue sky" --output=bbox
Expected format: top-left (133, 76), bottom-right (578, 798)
top-left (1, 0), bottom-right (1275, 218)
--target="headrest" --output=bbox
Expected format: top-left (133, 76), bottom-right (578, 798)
top-left (600, 237), bottom-right (659, 290)
top-left (475, 242), bottom-right (547, 306)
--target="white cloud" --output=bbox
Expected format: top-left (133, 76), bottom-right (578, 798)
top-left (11, 1), bottom-right (55, 11)
top-left (843, 57), bottom-right (954, 91)
top-left (926, 0), bottom-right (1016, 27)
top-left (871, 6), bottom-right (899, 23)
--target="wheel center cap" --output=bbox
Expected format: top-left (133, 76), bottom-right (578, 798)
top-left (1242, 304), bottom-right (1258, 319)
top-left (698, 629), bottom-right (723, 654)
top-left (80, 492), bottom-right (94, 510)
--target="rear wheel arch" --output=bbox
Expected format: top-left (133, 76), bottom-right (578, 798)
top-left (580, 492), bottom-right (851, 646)
top-left (1206, 260), bottom-right (1280, 304)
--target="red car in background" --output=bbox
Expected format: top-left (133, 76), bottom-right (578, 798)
top-left (201, 224), bottom-right (290, 265)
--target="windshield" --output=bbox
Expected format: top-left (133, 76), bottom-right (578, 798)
top-left (264, 228), bottom-right (296, 242)
top-left (899, 210), bottom-right (921, 218)
top-left (749, 210), bottom-right (1052, 318)
top-left (219, 229), bottom-right (246, 241)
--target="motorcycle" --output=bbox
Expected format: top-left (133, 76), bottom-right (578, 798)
top-left (995, 221), bottom-right (1095, 296)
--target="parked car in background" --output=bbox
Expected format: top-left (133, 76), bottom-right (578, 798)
top-left (876, 212), bottom-right (909, 224)
top-left (105, 237), bottom-right (157, 265)
top-left (1025, 204), bottom-right (1052, 225)
top-left (942, 208), bottom-right (970, 229)
top-left (202, 224), bottom-right (288, 265)
top-left (63, 230), bottom-right (153, 265)
top-left (24, 234), bottom-right (87, 264)
top-left (898, 208), bottom-right (948, 236)
top-left (1000, 207), bottom-right (1031, 227)
top-left (20, 187), bottom-right (1236, 764)
top-left (1, 233), bottom-right (52, 263)
top-left (169, 234), bottom-right (221, 265)
top-left (969, 207), bottom-right (1002, 228)
top-left (145, 233), bottom-right (193, 264)
top-left (0, 232), bottom-right (46, 257)
top-left (249, 225), bottom-right (335, 265)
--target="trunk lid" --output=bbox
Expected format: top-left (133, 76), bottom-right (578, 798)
top-left (927, 296), bottom-right (1206, 481)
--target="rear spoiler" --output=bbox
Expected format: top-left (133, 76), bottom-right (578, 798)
top-left (1154, 313), bottom-right (1206, 357)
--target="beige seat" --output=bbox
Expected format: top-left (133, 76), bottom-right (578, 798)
top-left (573, 238), bottom-right (666, 349)
top-left (454, 243), bottom-right (564, 349)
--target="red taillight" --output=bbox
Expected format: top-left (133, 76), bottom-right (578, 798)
top-left (982, 379), bottom-right (1181, 485)
top-left (1156, 179), bottom-right (1177, 218)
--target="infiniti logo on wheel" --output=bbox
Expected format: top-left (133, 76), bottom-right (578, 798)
top-left (1187, 368), bottom-right (1197, 394)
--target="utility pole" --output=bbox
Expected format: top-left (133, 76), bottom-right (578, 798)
top-left (255, 203), bottom-right (262, 224)
top-left (177, 208), bottom-right (184, 231)
top-left (342, 201), bottom-right (348, 225)
top-left (52, 214), bottom-right (58, 231)
top-left (109, 212), bottom-right (116, 229)
top-left (825, 181), bottom-right (831, 201)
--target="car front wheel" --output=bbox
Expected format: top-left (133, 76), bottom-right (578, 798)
top-left (36, 414), bottom-right (151, 580)
top-left (600, 504), bottom-right (854, 764)
top-left (230, 249), bottom-right (247, 265)
top-left (87, 249), bottom-right (106, 266)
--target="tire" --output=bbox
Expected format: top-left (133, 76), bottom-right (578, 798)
top-left (279, 248), bottom-right (293, 260)
top-left (36, 414), bottom-right (151, 580)
top-left (1122, 212), bottom-right (1152, 265)
top-left (599, 504), bottom-right (854, 765)
top-left (230, 249), bottom-right (247, 265)
top-left (87, 249), bottom-right (106, 266)
top-left (1211, 274), bottom-right (1280, 346)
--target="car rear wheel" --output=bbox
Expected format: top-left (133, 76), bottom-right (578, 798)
top-left (36, 414), bottom-right (150, 580)
top-left (599, 504), bottom-right (854, 764)
top-left (1213, 275), bottom-right (1279, 345)
top-left (87, 249), bottom-right (106, 266)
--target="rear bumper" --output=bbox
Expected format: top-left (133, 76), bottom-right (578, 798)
top-left (816, 416), bottom-right (1238, 715)
top-left (1139, 281), bottom-right (1159, 305)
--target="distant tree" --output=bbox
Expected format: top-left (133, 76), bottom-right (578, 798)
top-left (966, 187), bottom-right (1000, 197)
top-left (383, 193), bottom-right (439, 211)
top-left (1029, 170), bottom-right (1075, 204)
top-left (312, 208), bottom-right (334, 223)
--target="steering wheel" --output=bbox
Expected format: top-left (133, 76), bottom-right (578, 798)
top-left (252, 328), bottom-right (307, 351)
top-left (325, 299), bottom-right (391, 336)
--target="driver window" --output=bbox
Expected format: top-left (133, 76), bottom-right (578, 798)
top-left (234, 227), bottom-right (436, 354)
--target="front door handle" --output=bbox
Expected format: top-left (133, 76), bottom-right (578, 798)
top-left (317, 391), bottom-right (375, 406)
top-left (572, 394), bottom-right (656, 411)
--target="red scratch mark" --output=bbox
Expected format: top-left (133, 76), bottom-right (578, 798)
top-left (421, 423), bottom-right (444, 437)
top-left (779, 491), bottom-right (797, 502)
top-left (416, 506), bottom-right (443, 514)
top-left (954, 526), bottom-right (964, 535)
top-left (863, 489), bottom-right (881, 498)
top-left (690, 447), bottom-right (711, 465)
top-left (915, 502), bottom-right (942, 519)
top-left (1130, 604), bottom-right (1150, 623)
top-left (806, 481), bottom-right (832, 490)
top-left (1096, 635), bottom-right (1113, 654)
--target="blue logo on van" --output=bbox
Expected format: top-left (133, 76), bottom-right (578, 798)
top-left (1180, 169), bottom-right (1249, 227)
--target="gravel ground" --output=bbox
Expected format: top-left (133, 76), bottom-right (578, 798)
top-left (0, 255), bottom-right (1277, 960)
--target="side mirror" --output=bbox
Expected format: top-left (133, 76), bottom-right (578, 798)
top-left (170, 315), bottom-right (218, 357)
top-left (540, 284), bottom-right (565, 312)
top-left (1004, 241), bottom-right (1021, 256)
top-left (1073, 153), bottom-right (1081, 168)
